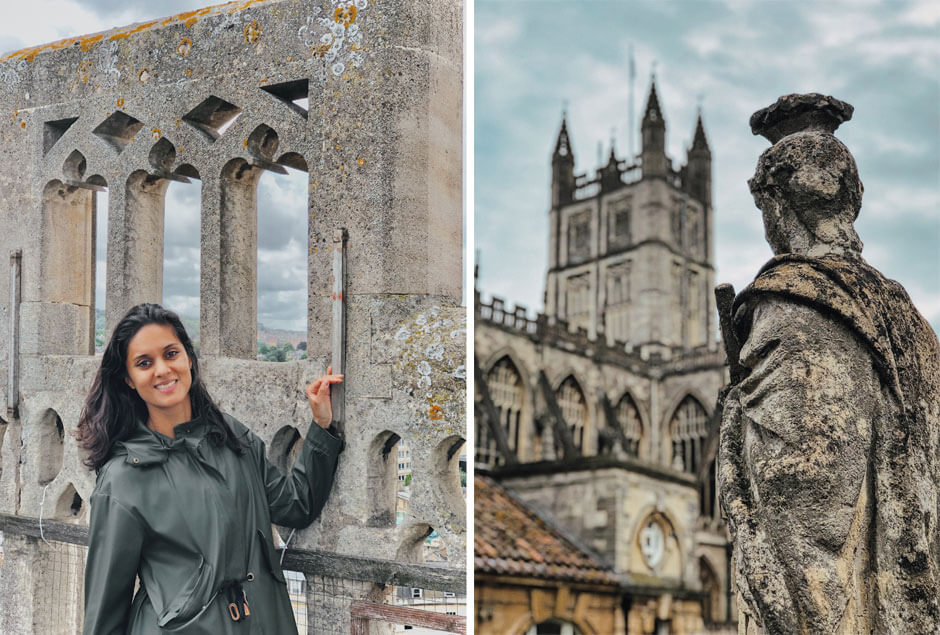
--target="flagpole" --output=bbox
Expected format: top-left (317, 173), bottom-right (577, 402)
top-left (628, 43), bottom-right (636, 160)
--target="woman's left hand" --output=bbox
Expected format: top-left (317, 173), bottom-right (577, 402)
top-left (305, 366), bottom-right (344, 428)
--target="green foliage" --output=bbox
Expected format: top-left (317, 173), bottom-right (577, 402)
top-left (404, 473), bottom-right (412, 487)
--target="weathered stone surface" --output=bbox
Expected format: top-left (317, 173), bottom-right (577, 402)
top-left (719, 94), bottom-right (940, 633)
top-left (0, 0), bottom-right (464, 629)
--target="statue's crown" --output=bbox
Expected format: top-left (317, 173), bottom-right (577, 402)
top-left (750, 93), bottom-right (854, 143)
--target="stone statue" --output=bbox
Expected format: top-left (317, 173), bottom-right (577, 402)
top-left (717, 94), bottom-right (940, 634)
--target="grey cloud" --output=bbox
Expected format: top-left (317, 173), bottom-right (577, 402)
top-left (475, 0), bottom-right (938, 334)
top-left (258, 255), bottom-right (306, 293)
top-left (258, 172), bottom-right (308, 251)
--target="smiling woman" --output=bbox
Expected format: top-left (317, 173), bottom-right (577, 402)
top-left (123, 323), bottom-right (195, 437)
top-left (75, 303), bottom-right (344, 634)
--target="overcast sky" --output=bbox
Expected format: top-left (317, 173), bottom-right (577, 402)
top-left (2, 0), bottom-right (310, 332)
top-left (475, 0), bottom-right (940, 334)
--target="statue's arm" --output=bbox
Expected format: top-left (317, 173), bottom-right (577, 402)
top-left (729, 296), bottom-right (880, 633)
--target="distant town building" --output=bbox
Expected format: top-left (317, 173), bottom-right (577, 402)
top-left (475, 77), bottom-right (735, 634)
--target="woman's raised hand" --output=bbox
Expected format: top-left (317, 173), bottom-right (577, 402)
top-left (305, 366), bottom-right (344, 428)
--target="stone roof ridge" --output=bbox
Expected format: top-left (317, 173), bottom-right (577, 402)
top-left (1, 0), bottom-right (278, 63)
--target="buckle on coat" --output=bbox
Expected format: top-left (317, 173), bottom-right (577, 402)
top-left (219, 579), bottom-right (251, 622)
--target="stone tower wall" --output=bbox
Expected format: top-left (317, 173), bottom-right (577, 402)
top-left (0, 0), bottom-right (464, 629)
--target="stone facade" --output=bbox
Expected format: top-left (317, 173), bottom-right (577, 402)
top-left (0, 1), bottom-right (464, 632)
top-left (475, 78), bottom-right (735, 633)
top-left (475, 580), bottom-right (625, 635)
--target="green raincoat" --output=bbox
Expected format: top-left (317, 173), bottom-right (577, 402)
top-left (83, 413), bottom-right (343, 634)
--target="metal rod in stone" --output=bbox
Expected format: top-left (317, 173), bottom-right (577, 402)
top-left (7, 249), bottom-right (21, 419)
top-left (331, 228), bottom-right (347, 428)
top-left (749, 93), bottom-right (854, 144)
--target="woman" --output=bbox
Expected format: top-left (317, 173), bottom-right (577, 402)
top-left (77, 303), bottom-right (344, 634)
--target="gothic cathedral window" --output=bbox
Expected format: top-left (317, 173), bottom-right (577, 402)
top-left (565, 273), bottom-right (591, 330)
top-left (670, 396), bottom-right (707, 473)
top-left (476, 356), bottom-right (525, 468)
top-left (556, 376), bottom-right (587, 454)
top-left (604, 262), bottom-right (631, 344)
top-left (607, 198), bottom-right (631, 250)
top-left (488, 357), bottom-right (524, 460)
top-left (615, 393), bottom-right (642, 457)
top-left (567, 210), bottom-right (591, 263)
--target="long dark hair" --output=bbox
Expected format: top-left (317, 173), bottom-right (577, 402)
top-left (77, 303), bottom-right (247, 471)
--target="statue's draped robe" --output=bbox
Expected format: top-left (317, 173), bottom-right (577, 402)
top-left (719, 253), bottom-right (940, 633)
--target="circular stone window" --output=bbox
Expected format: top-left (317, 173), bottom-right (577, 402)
top-left (640, 520), bottom-right (665, 569)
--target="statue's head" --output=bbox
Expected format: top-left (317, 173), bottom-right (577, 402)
top-left (748, 94), bottom-right (863, 256)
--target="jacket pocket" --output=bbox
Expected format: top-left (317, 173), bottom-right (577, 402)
top-left (156, 555), bottom-right (217, 629)
top-left (257, 529), bottom-right (288, 583)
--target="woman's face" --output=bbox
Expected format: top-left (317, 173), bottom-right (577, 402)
top-left (124, 323), bottom-right (193, 421)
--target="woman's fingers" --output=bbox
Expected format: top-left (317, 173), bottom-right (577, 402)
top-left (305, 370), bottom-right (343, 428)
top-left (305, 373), bottom-right (344, 400)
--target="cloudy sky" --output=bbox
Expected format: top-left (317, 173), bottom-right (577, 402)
top-left (1, 0), bottom-right (310, 333)
top-left (475, 0), bottom-right (940, 334)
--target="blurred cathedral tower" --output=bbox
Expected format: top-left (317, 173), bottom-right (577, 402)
top-left (547, 77), bottom-right (717, 359)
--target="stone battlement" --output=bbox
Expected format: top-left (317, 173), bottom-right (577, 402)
top-left (0, 1), bottom-right (464, 631)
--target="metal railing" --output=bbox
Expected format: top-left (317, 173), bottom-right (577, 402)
top-left (0, 513), bottom-right (466, 634)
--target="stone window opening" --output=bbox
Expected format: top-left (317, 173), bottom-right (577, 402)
top-left (483, 356), bottom-right (524, 465)
top-left (670, 396), bottom-right (707, 473)
top-left (474, 403), bottom-right (498, 470)
top-left (253, 125), bottom-right (310, 358)
top-left (260, 78), bottom-right (309, 119)
top-left (604, 262), bottom-right (631, 345)
top-left (54, 483), bottom-right (85, 522)
top-left (688, 208), bottom-right (701, 257)
top-left (433, 435), bottom-right (466, 519)
top-left (567, 211), bottom-right (591, 264)
top-left (700, 457), bottom-right (718, 521)
top-left (395, 522), bottom-right (435, 563)
top-left (182, 95), bottom-right (243, 141)
top-left (564, 273), bottom-right (591, 330)
top-left (160, 144), bottom-right (202, 327)
top-left (43, 116), bottom-right (78, 156)
top-left (608, 198), bottom-right (632, 250)
top-left (94, 184), bottom-right (109, 353)
top-left (92, 110), bottom-right (144, 153)
top-left (699, 556), bottom-right (721, 623)
top-left (556, 376), bottom-right (587, 454)
top-left (367, 431), bottom-right (401, 527)
top-left (616, 393), bottom-right (642, 457)
top-left (35, 408), bottom-right (64, 486)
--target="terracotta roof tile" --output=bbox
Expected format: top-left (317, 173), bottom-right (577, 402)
top-left (474, 475), bottom-right (619, 586)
